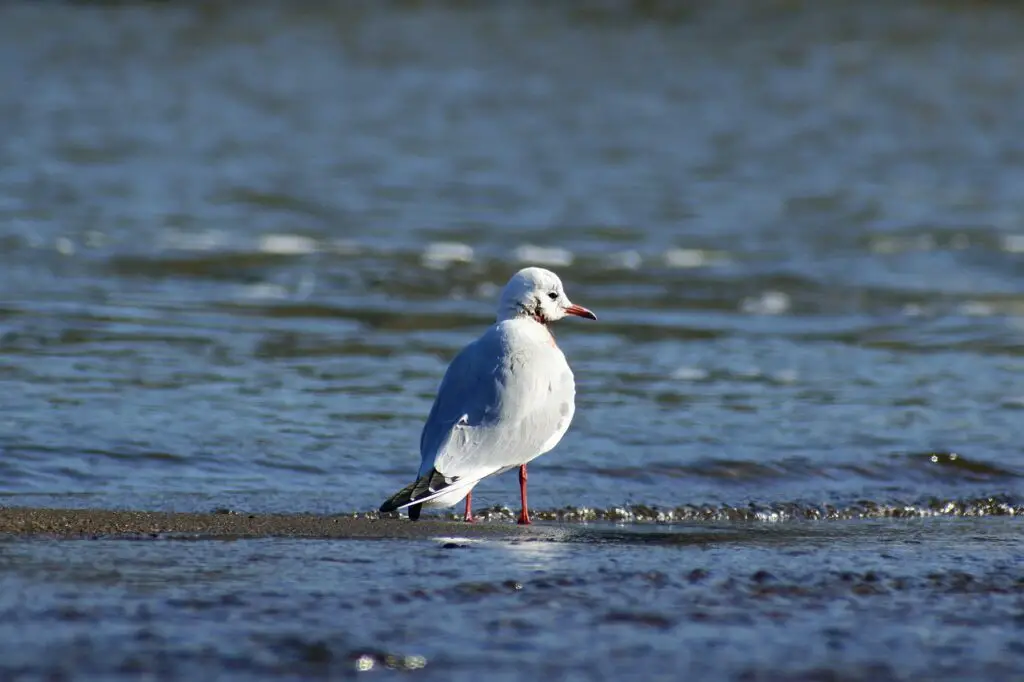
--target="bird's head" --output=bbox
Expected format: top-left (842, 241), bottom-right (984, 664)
top-left (497, 267), bottom-right (596, 324)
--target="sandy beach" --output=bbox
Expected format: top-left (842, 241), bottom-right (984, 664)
top-left (0, 506), bottom-right (542, 540)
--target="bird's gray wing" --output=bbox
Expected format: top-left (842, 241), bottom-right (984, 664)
top-left (420, 327), bottom-right (571, 483)
top-left (380, 326), bottom-right (575, 513)
top-left (378, 331), bottom-right (505, 514)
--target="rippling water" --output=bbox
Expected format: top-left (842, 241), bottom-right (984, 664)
top-left (3, 519), bottom-right (1024, 681)
top-left (2, 0), bottom-right (1023, 516)
top-left (2, 1), bottom-right (1024, 678)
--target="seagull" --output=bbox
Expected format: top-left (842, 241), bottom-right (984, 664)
top-left (379, 266), bottom-right (596, 524)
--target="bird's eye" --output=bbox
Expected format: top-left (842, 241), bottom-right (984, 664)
top-left (547, 291), bottom-right (559, 300)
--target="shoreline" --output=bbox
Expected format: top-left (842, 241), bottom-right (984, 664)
top-left (0, 506), bottom-right (541, 540)
top-left (2, 505), bottom-right (1021, 544)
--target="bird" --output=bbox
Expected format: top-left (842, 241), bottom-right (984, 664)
top-left (379, 266), bottom-right (596, 524)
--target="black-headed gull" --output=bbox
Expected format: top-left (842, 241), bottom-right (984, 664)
top-left (380, 266), bottom-right (596, 524)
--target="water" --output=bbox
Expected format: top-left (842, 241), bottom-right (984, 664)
top-left (2, 520), bottom-right (1023, 680)
top-left (1, 0), bottom-right (1024, 679)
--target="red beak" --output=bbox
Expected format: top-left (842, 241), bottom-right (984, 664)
top-left (565, 304), bottom-right (597, 320)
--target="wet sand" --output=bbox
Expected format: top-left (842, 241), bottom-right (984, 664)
top-left (2, 496), bottom-right (1021, 542)
top-left (3, 509), bottom-right (1022, 680)
top-left (0, 506), bottom-right (540, 540)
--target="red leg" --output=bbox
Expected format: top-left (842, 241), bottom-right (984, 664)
top-left (517, 464), bottom-right (531, 525)
top-left (463, 491), bottom-right (475, 523)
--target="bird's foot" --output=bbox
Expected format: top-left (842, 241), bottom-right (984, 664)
top-left (516, 513), bottom-right (532, 526)
top-left (463, 514), bottom-right (476, 523)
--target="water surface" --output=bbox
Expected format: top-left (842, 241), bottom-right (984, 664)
top-left (1, 1), bottom-right (1024, 679)
top-left (2, 0), bottom-right (1023, 517)
top-left (2, 519), bottom-right (1023, 681)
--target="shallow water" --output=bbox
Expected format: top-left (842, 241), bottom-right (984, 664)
top-left (2, 519), bottom-right (1024, 681)
top-left (1, 1), bottom-right (1024, 679)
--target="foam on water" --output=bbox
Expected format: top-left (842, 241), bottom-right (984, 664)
top-left (383, 495), bottom-right (1024, 524)
top-left (740, 291), bottom-right (791, 315)
top-left (606, 250), bottom-right (642, 270)
top-left (1002, 234), bottom-right (1024, 252)
top-left (664, 248), bottom-right (710, 268)
top-left (54, 237), bottom-right (75, 256)
top-left (157, 230), bottom-right (233, 252)
top-left (512, 244), bottom-right (573, 266)
top-left (257, 234), bottom-right (320, 255)
top-left (670, 366), bottom-right (709, 381)
top-left (421, 242), bottom-right (474, 269)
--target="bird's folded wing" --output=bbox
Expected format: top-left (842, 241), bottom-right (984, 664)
top-left (417, 328), bottom-right (571, 485)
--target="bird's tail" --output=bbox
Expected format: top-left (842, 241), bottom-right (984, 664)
top-left (378, 479), bottom-right (424, 520)
top-left (379, 480), bottom-right (420, 514)
top-left (379, 469), bottom-right (473, 519)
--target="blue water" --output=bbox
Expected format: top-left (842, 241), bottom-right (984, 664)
top-left (1, 1), bottom-right (1024, 679)
top-left (2, 519), bottom-right (1023, 681)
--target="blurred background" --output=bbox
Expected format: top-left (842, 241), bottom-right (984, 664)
top-left (1, 0), bottom-right (1023, 516)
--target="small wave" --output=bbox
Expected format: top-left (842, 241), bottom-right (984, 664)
top-left (327, 239), bottom-right (361, 255)
top-left (605, 250), bottom-right (643, 270)
top-left (157, 230), bottom-right (234, 252)
top-left (107, 252), bottom-right (294, 280)
top-left (0, 326), bottom-right (223, 354)
top-left (238, 283), bottom-right (290, 300)
top-left (258, 234), bottom-right (319, 255)
top-left (513, 244), bottom-right (573, 266)
top-left (582, 453), bottom-right (1020, 485)
top-left (957, 301), bottom-right (995, 317)
top-left (421, 242), bottom-right (474, 270)
top-left (906, 451), bottom-right (1022, 480)
top-left (1002, 234), bottom-right (1024, 253)
top-left (401, 495), bottom-right (1024, 524)
top-left (251, 457), bottom-right (329, 476)
top-left (669, 366), bottom-right (709, 381)
top-left (664, 248), bottom-right (712, 268)
top-left (54, 237), bottom-right (76, 256)
top-left (666, 367), bottom-right (798, 384)
top-left (869, 234), bottom-right (936, 255)
top-left (740, 290), bottom-right (791, 315)
top-left (155, 231), bottom-right (323, 257)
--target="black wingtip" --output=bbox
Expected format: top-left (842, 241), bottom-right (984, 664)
top-left (379, 498), bottom-right (422, 520)
top-left (380, 469), bottom-right (453, 519)
top-left (379, 481), bottom-right (416, 514)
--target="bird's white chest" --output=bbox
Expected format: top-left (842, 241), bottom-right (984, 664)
top-left (493, 318), bottom-right (579, 461)
top-left (535, 349), bottom-right (576, 456)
